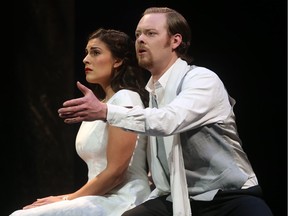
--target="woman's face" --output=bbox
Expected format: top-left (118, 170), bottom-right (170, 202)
top-left (83, 38), bottom-right (119, 88)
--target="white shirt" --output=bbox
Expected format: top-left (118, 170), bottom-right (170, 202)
top-left (107, 58), bottom-right (232, 134)
top-left (107, 58), bottom-right (257, 215)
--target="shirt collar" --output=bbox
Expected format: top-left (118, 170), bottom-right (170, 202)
top-left (145, 58), bottom-right (180, 94)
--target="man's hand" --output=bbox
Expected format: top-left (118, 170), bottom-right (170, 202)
top-left (58, 81), bottom-right (107, 124)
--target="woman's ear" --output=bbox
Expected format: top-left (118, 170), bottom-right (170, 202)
top-left (113, 59), bottom-right (123, 69)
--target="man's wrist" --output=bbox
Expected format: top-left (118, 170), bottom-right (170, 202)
top-left (101, 103), bottom-right (108, 122)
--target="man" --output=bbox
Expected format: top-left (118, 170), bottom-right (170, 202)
top-left (58, 7), bottom-right (273, 216)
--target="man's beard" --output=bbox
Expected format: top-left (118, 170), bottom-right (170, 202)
top-left (137, 55), bottom-right (153, 70)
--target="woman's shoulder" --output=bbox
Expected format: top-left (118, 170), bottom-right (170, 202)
top-left (109, 89), bottom-right (144, 107)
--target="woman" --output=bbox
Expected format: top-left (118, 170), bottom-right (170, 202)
top-left (10, 28), bottom-right (150, 216)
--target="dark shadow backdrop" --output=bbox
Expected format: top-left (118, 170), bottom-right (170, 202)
top-left (9, 0), bottom-right (286, 215)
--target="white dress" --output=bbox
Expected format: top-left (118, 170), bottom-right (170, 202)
top-left (10, 89), bottom-right (151, 216)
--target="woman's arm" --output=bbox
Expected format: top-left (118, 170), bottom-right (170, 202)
top-left (68, 125), bottom-right (137, 199)
top-left (22, 125), bottom-right (137, 209)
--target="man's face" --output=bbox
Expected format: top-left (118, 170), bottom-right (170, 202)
top-left (135, 13), bottom-right (173, 73)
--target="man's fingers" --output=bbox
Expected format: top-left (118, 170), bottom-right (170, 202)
top-left (62, 98), bottom-right (83, 107)
top-left (60, 81), bottom-right (91, 108)
top-left (76, 81), bottom-right (91, 96)
top-left (64, 116), bottom-right (84, 124)
top-left (58, 112), bottom-right (75, 118)
top-left (58, 105), bottom-right (84, 117)
top-left (60, 81), bottom-right (93, 108)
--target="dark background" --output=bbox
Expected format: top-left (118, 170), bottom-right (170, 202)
top-left (10, 0), bottom-right (286, 215)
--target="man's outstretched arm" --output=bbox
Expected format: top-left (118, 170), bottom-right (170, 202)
top-left (58, 81), bottom-right (107, 124)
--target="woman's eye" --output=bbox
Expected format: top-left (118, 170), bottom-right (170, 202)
top-left (90, 50), bottom-right (100, 56)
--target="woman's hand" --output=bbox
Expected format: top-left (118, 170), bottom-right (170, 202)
top-left (22, 195), bottom-right (67, 209)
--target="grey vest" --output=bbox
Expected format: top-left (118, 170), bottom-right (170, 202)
top-left (177, 66), bottom-right (255, 200)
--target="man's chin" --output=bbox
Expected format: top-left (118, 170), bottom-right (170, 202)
top-left (138, 59), bottom-right (151, 68)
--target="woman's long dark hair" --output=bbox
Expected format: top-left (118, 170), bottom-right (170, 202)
top-left (87, 28), bottom-right (149, 107)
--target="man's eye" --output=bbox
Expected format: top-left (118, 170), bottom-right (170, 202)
top-left (148, 32), bottom-right (155, 36)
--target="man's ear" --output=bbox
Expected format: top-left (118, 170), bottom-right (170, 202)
top-left (171, 33), bottom-right (182, 50)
